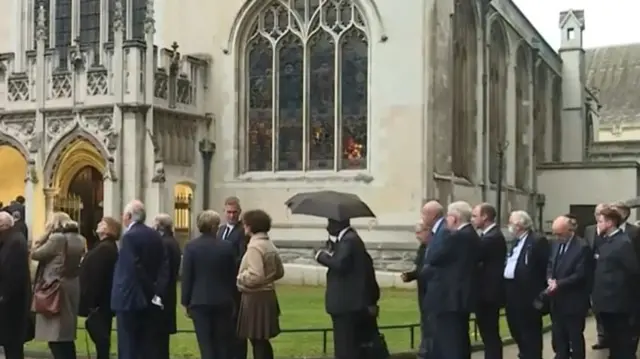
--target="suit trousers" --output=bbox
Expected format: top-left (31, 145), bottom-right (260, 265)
top-left (550, 312), bottom-right (586, 359)
top-left (599, 312), bottom-right (635, 359)
top-left (1, 342), bottom-right (25, 359)
top-left (595, 312), bottom-right (607, 342)
top-left (116, 307), bottom-right (164, 359)
top-left (190, 305), bottom-right (234, 359)
top-left (48, 341), bottom-right (77, 359)
top-left (429, 311), bottom-right (470, 359)
top-left (475, 303), bottom-right (503, 359)
top-left (85, 309), bottom-right (113, 359)
top-left (331, 311), bottom-right (368, 359)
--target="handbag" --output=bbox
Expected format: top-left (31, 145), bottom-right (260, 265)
top-left (31, 237), bottom-right (67, 316)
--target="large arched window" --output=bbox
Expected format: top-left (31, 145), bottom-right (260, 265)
top-left (79, 0), bottom-right (101, 65)
top-left (451, 0), bottom-right (477, 180)
top-left (514, 46), bottom-right (530, 189)
top-left (242, 0), bottom-right (369, 173)
top-left (487, 19), bottom-right (508, 184)
top-left (131, 0), bottom-right (146, 39)
top-left (551, 76), bottom-right (562, 161)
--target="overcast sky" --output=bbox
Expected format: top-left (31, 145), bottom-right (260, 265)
top-left (514, 0), bottom-right (639, 49)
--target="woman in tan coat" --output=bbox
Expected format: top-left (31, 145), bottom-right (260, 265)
top-left (31, 212), bottom-right (86, 359)
top-left (236, 209), bottom-right (285, 359)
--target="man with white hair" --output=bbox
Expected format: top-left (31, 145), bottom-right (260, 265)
top-left (503, 210), bottom-right (550, 359)
top-left (0, 211), bottom-right (31, 359)
top-left (421, 201), bottom-right (479, 358)
top-left (111, 200), bottom-right (169, 359)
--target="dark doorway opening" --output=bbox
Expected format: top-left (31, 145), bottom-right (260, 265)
top-left (569, 204), bottom-right (596, 238)
top-left (68, 166), bottom-right (103, 249)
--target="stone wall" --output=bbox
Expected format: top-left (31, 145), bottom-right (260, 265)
top-left (273, 239), bottom-right (419, 273)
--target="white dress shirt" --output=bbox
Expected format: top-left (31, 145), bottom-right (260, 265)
top-left (432, 217), bottom-right (444, 234)
top-left (222, 223), bottom-right (235, 240)
top-left (482, 223), bottom-right (497, 236)
top-left (504, 232), bottom-right (528, 279)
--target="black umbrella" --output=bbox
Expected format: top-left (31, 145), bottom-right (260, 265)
top-left (285, 190), bottom-right (376, 221)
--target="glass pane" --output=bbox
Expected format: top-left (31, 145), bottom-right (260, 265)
top-left (276, 33), bottom-right (303, 171)
top-left (340, 28), bottom-right (367, 170)
top-left (80, 0), bottom-right (101, 64)
top-left (308, 30), bottom-right (335, 170)
top-left (247, 36), bottom-right (274, 172)
top-left (132, 0), bottom-right (146, 39)
top-left (33, 0), bottom-right (51, 48)
top-left (55, 0), bottom-right (73, 69)
top-left (108, 0), bottom-right (128, 41)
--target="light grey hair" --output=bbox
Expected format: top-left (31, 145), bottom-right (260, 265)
top-left (0, 212), bottom-right (14, 230)
top-left (447, 201), bottom-right (473, 223)
top-left (197, 210), bottom-right (221, 233)
top-left (510, 210), bottom-right (534, 230)
top-left (154, 213), bottom-right (173, 233)
top-left (124, 200), bottom-right (146, 222)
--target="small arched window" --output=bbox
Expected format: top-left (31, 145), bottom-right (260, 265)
top-left (241, 0), bottom-right (370, 173)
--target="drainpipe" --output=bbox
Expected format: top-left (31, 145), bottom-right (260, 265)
top-left (198, 139), bottom-right (215, 210)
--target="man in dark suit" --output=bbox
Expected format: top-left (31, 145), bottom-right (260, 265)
top-left (183, 210), bottom-right (238, 359)
top-left (503, 210), bottom-right (550, 359)
top-left (401, 222), bottom-right (430, 358)
top-left (471, 203), bottom-right (507, 359)
top-left (421, 201), bottom-right (479, 359)
top-left (216, 196), bottom-right (247, 359)
top-left (315, 219), bottom-right (376, 359)
top-left (583, 203), bottom-right (606, 350)
top-left (153, 213), bottom-right (182, 359)
top-left (0, 212), bottom-right (31, 359)
top-left (547, 215), bottom-right (591, 359)
top-left (592, 206), bottom-right (640, 359)
top-left (111, 200), bottom-right (169, 359)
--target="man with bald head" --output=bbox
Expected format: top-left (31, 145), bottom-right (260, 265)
top-left (112, 200), bottom-right (169, 359)
top-left (0, 212), bottom-right (31, 359)
top-left (547, 215), bottom-right (590, 359)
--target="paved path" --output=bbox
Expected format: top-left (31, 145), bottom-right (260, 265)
top-left (472, 316), bottom-right (607, 359)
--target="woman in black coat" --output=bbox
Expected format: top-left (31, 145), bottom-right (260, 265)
top-left (78, 217), bottom-right (119, 359)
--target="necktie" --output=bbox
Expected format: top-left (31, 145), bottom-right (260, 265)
top-left (508, 238), bottom-right (521, 257)
top-left (558, 243), bottom-right (566, 256)
top-left (222, 226), bottom-right (230, 240)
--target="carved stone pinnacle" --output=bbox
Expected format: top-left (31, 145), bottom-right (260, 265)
top-left (144, 0), bottom-right (156, 35)
top-left (35, 3), bottom-right (47, 42)
top-left (113, 0), bottom-right (124, 33)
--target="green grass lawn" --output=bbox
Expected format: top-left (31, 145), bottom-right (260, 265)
top-left (25, 285), bottom-right (549, 358)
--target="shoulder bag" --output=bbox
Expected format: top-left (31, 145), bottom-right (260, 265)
top-left (31, 237), bottom-right (68, 316)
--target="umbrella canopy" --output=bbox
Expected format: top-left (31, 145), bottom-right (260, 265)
top-left (624, 197), bottom-right (640, 208)
top-left (285, 190), bottom-right (375, 221)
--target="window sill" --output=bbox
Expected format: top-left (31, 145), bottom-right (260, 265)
top-left (235, 170), bottom-right (375, 184)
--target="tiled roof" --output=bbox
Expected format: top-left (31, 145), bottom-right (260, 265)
top-left (585, 43), bottom-right (640, 125)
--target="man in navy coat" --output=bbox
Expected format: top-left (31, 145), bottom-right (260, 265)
top-left (111, 200), bottom-right (168, 359)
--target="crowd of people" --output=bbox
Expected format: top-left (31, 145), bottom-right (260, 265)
top-left (0, 195), bottom-right (384, 359)
top-left (406, 199), bottom-right (640, 359)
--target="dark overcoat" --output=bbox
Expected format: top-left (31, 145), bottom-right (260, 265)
top-left (0, 227), bottom-right (31, 345)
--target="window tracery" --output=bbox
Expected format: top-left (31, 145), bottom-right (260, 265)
top-left (80, 0), bottom-right (101, 65)
top-left (533, 64), bottom-right (547, 163)
top-left (451, 0), bottom-right (477, 181)
top-left (243, 0), bottom-right (369, 173)
top-left (55, 0), bottom-right (73, 69)
top-left (488, 20), bottom-right (508, 184)
top-left (551, 76), bottom-right (562, 161)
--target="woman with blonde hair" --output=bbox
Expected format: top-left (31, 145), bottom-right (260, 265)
top-left (31, 212), bottom-right (86, 359)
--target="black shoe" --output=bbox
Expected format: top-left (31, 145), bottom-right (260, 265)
top-left (592, 342), bottom-right (608, 350)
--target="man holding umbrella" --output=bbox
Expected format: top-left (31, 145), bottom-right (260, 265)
top-left (286, 191), bottom-right (379, 359)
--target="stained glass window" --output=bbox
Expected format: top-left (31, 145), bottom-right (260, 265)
top-left (243, 0), bottom-right (369, 173)
top-left (108, 0), bottom-right (128, 41)
top-left (54, 0), bottom-right (72, 70)
top-left (79, 0), bottom-right (101, 65)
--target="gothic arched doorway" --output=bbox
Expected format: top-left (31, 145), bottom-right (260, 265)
top-left (68, 166), bottom-right (103, 249)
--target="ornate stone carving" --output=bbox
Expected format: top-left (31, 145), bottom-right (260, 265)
top-left (25, 160), bottom-right (38, 184)
top-left (146, 128), bottom-right (161, 158)
top-left (0, 116), bottom-right (39, 154)
top-left (45, 117), bottom-right (76, 151)
top-left (151, 160), bottom-right (166, 183)
top-left (103, 158), bottom-right (117, 181)
top-left (45, 114), bottom-right (119, 156)
top-left (144, 0), bottom-right (155, 35)
top-left (35, 3), bottom-right (47, 42)
top-left (112, 0), bottom-right (124, 33)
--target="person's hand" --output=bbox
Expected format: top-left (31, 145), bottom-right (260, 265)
top-left (547, 279), bottom-right (558, 293)
top-left (400, 272), bottom-right (410, 282)
top-left (315, 250), bottom-right (331, 261)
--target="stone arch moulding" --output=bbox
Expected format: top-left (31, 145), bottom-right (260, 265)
top-left (511, 38), bottom-right (534, 69)
top-left (223, 0), bottom-right (388, 54)
top-left (0, 132), bottom-right (30, 160)
top-left (44, 130), bottom-right (110, 190)
top-left (487, 15), bottom-right (511, 59)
